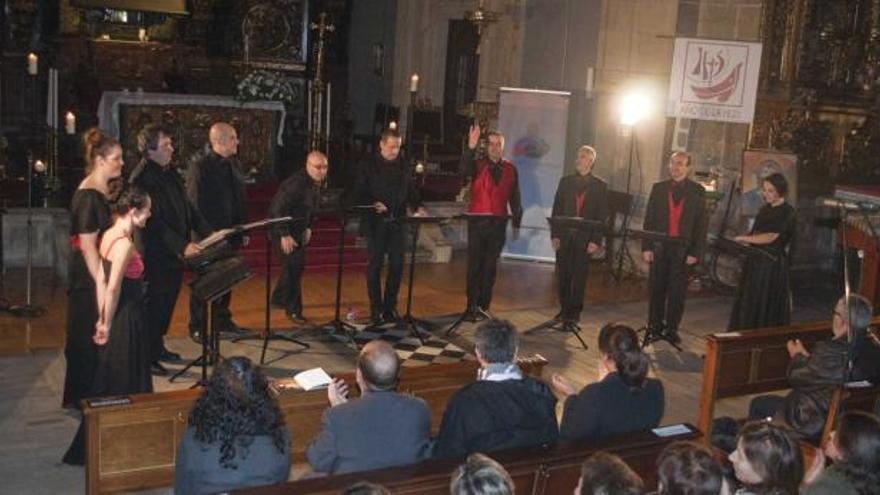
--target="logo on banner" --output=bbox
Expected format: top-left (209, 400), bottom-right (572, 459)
top-left (667, 38), bottom-right (762, 124)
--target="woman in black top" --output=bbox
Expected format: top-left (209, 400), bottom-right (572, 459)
top-left (551, 324), bottom-right (665, 441)
top-left (62, 128), bottom-right (123, 409)
top-left (729, 173), bottom-right (796, 331)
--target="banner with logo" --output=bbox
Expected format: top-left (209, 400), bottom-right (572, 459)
top-left (497, 87), bottom-right (570, 262)
top-left (667, 38), bottom-right (762, 123)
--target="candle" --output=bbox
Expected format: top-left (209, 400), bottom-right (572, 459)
top-left (389, 121), bottom-right (397, 131)
top-left (138, 28), bottom-right (147, 42)
top-left (27, 53), bottom-right (38, 76)
top-left (65, 112), bottom-right (76, 135)
top-left (410, 73), bottom-right (419, 93)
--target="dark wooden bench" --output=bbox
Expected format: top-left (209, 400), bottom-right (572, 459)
top-left (82, 355), bottom-right (548, 494)
top-left (232, 424), bottom-right (704, 494)
top-left (697, 318), bottom-right (880, 444)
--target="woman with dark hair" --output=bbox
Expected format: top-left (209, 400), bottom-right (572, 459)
top-left (729, 172), bottom-right (796, 331)
top-left (657, 441), bottom-right (730, 495)
top-left (748, 294), bottom-right (873, 441)
top-left (804, 411), bottom-right (880, 495)
top-left (728, 421), bottom-right (803, 494)
top-left (551, 324), bottom-right (664, 441)
top-left (63, 185), bottom-right (154, 465)
top-left (174, 356), bottom-right (290, 494)
top-left (62, 127), bottom-right (124, 409)
top-left (576, 451), bottom-right (644, 495)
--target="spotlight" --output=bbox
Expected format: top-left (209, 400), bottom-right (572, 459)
top-left (619, 90), bottom-right (651, 127)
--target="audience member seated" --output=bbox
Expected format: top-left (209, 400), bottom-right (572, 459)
top-left (803, 411), bottom-right (880, 495)
top-left (552, 324), bottom-right (664, 441)
top-left (307, 340), bottom-right (432, 474)
top-left (576, 451), bottom-right (644, 495)
top-left (341, 480), bottom-right (393, 495)
top-left (433, 319), bottom-right (558, 459)
top-left (450, 453), bottom-right (515, 495)
top-left (747, 295), bottom-right (873, 440)
top-left (657, 441), bottom-right (730, 495)
top-left (727, 421), bottom-right (803, 495)
top-left (174, 357), bottom-right (290, 495)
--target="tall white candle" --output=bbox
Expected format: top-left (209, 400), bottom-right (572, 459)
top-left (65, 112), bottom-right (76, 135)
top-left (27, 53), bottom-right (38, 76)
top-left (410, 73), bottom-right (419, 93)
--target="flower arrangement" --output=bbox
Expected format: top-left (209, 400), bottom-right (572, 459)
top-left (235, 70), bottom-right (298, 105)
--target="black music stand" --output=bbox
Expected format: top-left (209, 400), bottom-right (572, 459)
top-left (445, 213), bottom-right (512, 336)
top-left (628, 228), bottom-right (689, 351)
top-left (399, 215), bottom-right (450, 344)
top-left (170, 257), bottom-right (253, 385)
top-left (313, 207), bottom-right (366, 350)
top-left (227, 217), bottom-right (310, 365)
top-left (708, 234), bottom-right (778, 263)
top-left (524, 216), bottom-right (606, 350)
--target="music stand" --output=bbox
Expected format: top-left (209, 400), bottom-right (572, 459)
top-left (313, 207), bottom-right (368, 350)
top-left (445, 213), bottom-right (512, 336)
top-left (628, 228), bottom-right (689, 351)
top-left (708, 234), bottom-right (778, 263)
top-left (170, 256), bottom-right (252, 385)
top-left (524, 216), bottom-right (606, 350)
top-left (227, 217), bottom-right (310, 365)
top-left (399, 215), bottom-right (450, 344)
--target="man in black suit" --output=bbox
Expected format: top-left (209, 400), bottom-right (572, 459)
top-left (641, 151), bottom-right (706, 343)
top-left (185, 122), bottom-right (249, 341)
top-left (352, 129), bottom-right (426, 326)
top-left (267, 150), bottom-right (329, 323)
top-left (306, 340), bottom-right (432, 474)
top-left (551, 145), bottom-right (608, 322)
top-left (130, 124), bottom-right (211, 375)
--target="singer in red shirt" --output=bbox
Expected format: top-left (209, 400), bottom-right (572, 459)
top-left (459, 125), bottom-right (523, 317)
top-left (550, 145), bottom-right (608, 322)
top-left (641, 151), bottom-right (706, 344)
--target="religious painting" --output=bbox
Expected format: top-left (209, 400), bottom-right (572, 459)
top-left (237, 0), bottom-right (309, 70)
top-left (740, 149), bottom-right (798, 219)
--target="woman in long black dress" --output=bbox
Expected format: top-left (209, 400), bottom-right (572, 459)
top-left (62, 128), bottom-right (123, 409)
top-left (728, 172), bottom-right (796, 331)
top-left (63, 186), bottom-right (154, 465)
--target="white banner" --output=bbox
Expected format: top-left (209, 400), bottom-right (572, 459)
top-left (498, 87), bottom-right (570, 262)
top-left (667, 38), bottom-right (762, 123)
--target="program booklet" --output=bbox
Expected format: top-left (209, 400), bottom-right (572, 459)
top-left (292, 367), bottom-right (333, 391)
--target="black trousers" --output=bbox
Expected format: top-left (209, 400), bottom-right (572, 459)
top-left (556, 231), bottom-right (591, 320)
top-left (144, 265), bottom-right (183, 362)
top-left (188, 291), bottom-right (233, 334)
top-left (466, 220), bottom-right (507, 310)
top-left (366, 220), bottom-right (405, 314)
top-left (647, 243), bottom-right (690, 332)
top-left (271, 239), bottom-right (307, 314)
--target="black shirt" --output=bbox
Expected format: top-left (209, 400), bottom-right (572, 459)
top-left (186, 151), bottom-right (248, 231)
top-left (352, 152), bottom-right (421, 222)
top-left (267, 169), bottom-right (321, 241)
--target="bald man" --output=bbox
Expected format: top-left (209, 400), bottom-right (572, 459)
top-left (267, 151), bottom-right (329, 322)
top-left (185, 122), bottom-right (249, 341)
top-left (306, 340), bottom-right (432, 474)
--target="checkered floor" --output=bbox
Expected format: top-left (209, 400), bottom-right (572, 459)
top-left (328, 323), bottom-right (473, 366)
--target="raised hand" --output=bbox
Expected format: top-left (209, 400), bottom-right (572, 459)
top-left (467, 124), bottom-right (481, 150)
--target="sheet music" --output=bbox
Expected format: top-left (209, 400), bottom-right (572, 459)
top-left (196, 217), bottom-right (295, 250)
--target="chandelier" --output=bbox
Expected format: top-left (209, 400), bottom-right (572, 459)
top-left (464, 0), bottom-right (501, 54)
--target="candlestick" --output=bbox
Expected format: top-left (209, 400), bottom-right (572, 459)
top-left (410, 73), bottom-right (419, 93)
top-left (27, 53), bottom-right (38, 76)
top-left (65, 112), bottom-right (76, 135)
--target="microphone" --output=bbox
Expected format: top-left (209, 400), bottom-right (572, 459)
top-left (819, 197), bottom-right (880, 211)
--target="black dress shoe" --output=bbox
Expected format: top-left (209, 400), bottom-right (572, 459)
top-left (158, 348), bottom-right (181, 363)
top-left (150, 361), bottom-right (169, 376)
top-left (219, 322), bottom-right (251, 339)
top-left (382, 309), bottom-right (401, 324)
top-left (369, 312), bottom-right (384, 326)
top-left (665, 329), bottom-right (682, 344)
top-left (288, 312), bottom-right (308, 324)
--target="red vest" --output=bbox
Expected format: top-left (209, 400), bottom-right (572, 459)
top-left (468, 159), bottom-right (517, 216)
top-left (667, 189), bottom-right (685, 237)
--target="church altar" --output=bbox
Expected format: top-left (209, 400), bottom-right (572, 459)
top-left (97, 92), bottom-right (287, 181)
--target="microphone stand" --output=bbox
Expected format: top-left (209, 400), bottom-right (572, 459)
top-left (9, 158), bottom-right (45, 318)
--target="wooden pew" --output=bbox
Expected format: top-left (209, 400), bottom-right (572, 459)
top-left (232, 424), bottom-right (704, 495)
top-left (83, 355), bottom-right (548, 494)
top-left (697, 318), bottom-right (880, 436)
